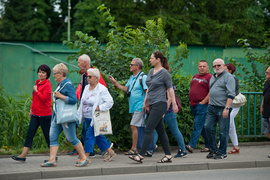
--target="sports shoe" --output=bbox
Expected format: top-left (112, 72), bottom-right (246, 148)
top-left (214, 152), bottom-right (228, 160)
top-left (206, 151), bottom-right (217, 159)
top-left (89, 152), bottom-right (95, 158)
top-left (268, 154), bottom-right (270, 158)
top-left (68, 149), bottom-right (78, 155)
top-left (174, 149), bottom-right (188, 158)
top-left (99, 142), bottom-right (114, 156)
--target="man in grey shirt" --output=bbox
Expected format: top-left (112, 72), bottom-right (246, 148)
top-left (204, 58), bottom-right (235, 160)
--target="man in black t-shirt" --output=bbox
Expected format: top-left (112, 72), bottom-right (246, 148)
top-left (260, 66), bottom-right (270, 158)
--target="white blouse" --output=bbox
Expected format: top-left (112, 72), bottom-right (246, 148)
top-left (81, 87), bottom-right (97, 118)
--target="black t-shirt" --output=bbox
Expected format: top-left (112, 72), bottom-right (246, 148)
top-left (263, 80), bottom-right (270, 117)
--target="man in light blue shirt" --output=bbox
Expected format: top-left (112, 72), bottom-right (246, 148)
top-left (109, 58), bottom-right (147, 155)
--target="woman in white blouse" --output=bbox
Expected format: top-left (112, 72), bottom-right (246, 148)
top-left (78, 68), bottom-right (116, 162)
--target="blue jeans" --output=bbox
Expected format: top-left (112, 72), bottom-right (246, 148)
top-left (84, 118), bottom-right (110, 153)
top-left (189, 104), bottom-right (209, 149)
top-left (49, 115), bottom-right (80, 147)
top-left (204, 105), bottom-right (231, 154)
top-left (152, 111), bottom-right (186, 151)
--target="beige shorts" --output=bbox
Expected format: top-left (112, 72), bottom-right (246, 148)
top-left (130, 111), bottom-right (144, 127)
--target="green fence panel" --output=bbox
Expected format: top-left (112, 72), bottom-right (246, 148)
top-left (238, 92), bottom-right (264, 138)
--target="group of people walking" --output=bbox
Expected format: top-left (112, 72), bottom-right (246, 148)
top-left (11, 50), bottom-right (270, 167)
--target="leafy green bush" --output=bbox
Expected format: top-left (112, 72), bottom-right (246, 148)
top-left (0, 86), bottom-right (74, 153)
top-left (229, 31), bottom-right (270, 140)
top-left (0, 87), bottom-right (32, 149)
top-left (63, 4), bottom-right (194, 150)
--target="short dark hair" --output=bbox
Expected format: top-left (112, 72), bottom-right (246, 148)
top-left (225, 63), bottom-right (236, 74)
top-left (37, 64), bottom-right (51, 79)
top-left (199, 60), bottom-right (208, 64)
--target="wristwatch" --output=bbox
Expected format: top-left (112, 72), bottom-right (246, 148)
top-left (225, 107), bottom-right (230, 110)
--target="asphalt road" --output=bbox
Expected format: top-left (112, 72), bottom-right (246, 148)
top-left (39, 167), bottom-right (270, 180)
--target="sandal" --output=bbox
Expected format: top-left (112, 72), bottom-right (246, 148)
top-left (200, 148), bottom-right (210, 152)
top-left (44, 156), bottom-right (58, 163)
top-left (228, 148), bottom-right (240, 154)
top-left (144, 151), bottom-right (153, 157)
top-left (40, 162), bottom-right (57, 167)
top-left (76, 158), bottom-right (90, 164)
top-left (124, 149), bottom-right (137, 155)
top-left (185, 145), bottom-right (194, 153)
top-left (129, 154), bottom-right (144, 163)
top-left (76, 159), bottom-right (89, 167)
top-left (157, 156), bottom-right (172, 163)
top-left (104, 151), bottom-right (117, 162)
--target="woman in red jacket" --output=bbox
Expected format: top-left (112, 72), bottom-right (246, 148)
top-left (12, 64), bottom-right (52, 162)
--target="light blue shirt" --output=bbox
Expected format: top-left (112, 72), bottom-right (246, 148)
top-left (125, 71), bottom-right (148, 113)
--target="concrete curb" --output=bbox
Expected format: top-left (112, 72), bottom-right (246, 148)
top-left (1, 160), bottom-right (270, 180)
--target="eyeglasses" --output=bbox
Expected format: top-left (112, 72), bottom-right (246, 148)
top-left (265, 72), bottom-right (270, 74)
top-left (213, 64), bottom-right (222, 68)
top-left (86, 75), bottom-right (95, 79)
top-left (130, 64), bottom-right (137, 66)
top-left (53, 72), bottom-right (60, 75)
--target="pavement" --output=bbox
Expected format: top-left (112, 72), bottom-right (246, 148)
top-left (1, 142), bottom-right (270, 180)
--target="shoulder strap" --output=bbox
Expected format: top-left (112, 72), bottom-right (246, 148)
top-left (128, 71), bottom-right (142, 93)
top-left (139, 72), bottom-right (146, 90)
top-left (58, 82), bottom-right (72, 92)
top-left (209, 72), bottom-right (224, 89)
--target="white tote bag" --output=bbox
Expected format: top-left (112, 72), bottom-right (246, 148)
top-left (93, 111), bottom-right (112, 137)
top-left (232, 93), bottom-right (247, 107)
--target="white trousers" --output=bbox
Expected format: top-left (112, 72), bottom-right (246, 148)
top-left (229, 107), bottom-right (240, 146)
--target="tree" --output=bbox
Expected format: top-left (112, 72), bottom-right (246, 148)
top-left (71, 0), bottom-right (109, 42)
top-left (0, 0), bottom-right (50, 41)
top-left (50, 0), bottom-right (80, 41)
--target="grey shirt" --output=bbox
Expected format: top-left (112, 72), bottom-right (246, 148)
top-left (209, 70), bottom-right (236, 107)
top-left (146, 68), bottom-right (172, 105)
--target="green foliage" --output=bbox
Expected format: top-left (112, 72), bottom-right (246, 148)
top-left (227, 30), bottom-right (270, 141)
top-left (0, 87), bottom-right (32, 148)
top-left (0, 86), bottom-right (74, 153)
top-left (0, 0), bottom-right (50, 41)
top-left (1, 0), bottom-right (269, 45)
top-left (231, 30), bottom-right (270, 92)
top-left (72, 0), bottom-right (109, 42)
top-left (63, 4), bottom-right (192, 150)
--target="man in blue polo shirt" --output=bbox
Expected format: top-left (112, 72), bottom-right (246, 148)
top-left (109, 58), bottom-right (148, 155)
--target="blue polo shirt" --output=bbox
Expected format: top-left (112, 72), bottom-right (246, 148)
top-left (125, 72), bottom-right (148, 113)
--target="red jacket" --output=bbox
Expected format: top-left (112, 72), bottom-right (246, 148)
top-left (31, 79), bottom-right (52, 116)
